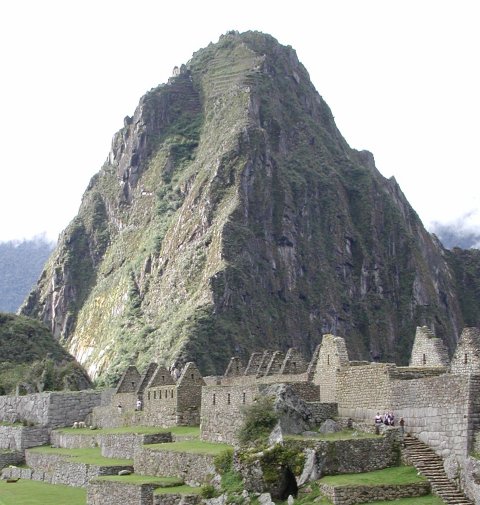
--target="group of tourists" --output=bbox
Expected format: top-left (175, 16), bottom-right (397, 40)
top-left (374, 411), bottom-right (406, 437)
top-left (375, 411), bottom-right (395, 426)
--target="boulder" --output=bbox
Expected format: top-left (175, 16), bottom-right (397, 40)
top-left (259, 384), bottom-right (313, 434)
top-left (318, 419), bottom-right (340, 434)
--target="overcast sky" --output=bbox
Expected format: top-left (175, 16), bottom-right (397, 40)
top-left (1, 0), bottom-right (478, 243)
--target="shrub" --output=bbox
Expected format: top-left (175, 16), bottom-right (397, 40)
top-left (200, 483), bottom-right (217, 499)
top-left (238, 395), bottom-right (278, 445)
top-left (214, 448), bottom-right (234, 474)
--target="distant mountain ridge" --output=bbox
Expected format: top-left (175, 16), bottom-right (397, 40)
top-left (20, 31), bottom-right (480, 383)
top-left (0, 237), bottom-right (54, 313)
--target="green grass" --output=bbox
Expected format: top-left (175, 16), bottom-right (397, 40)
top-left (286, 429), bottom-right (379, 441)
top-left (28, 446), bottom-right (132, 466)
top-left (94, 474), bottom-right (183, 486)
top-left (55, 425), bottom-right (200, 437)
top-left (361, 497), bottom-right (445, 505)
top-left (0, 479), bottom-right (86, 505)
top-left (153, 485), bottom-right (202, 495)
top-left (145, 439), bottom-right (232, 455)
top-left (319, 466), bottom-right (425, 486)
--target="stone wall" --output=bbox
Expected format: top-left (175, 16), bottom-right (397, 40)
top-left (0, 393), bottom-right (51, 425)
top-left (51, 430), bottom-right (171, 459)
top-left (0, 391), bottom-right (102, 429)
top-left (101, 432), bottom-right (172, 459)
top-left (154, 494), bottom-right (200, 505)
top-left (337, 363), bottom-right (394, 417)
top-left (87, 479), bottom-right (159, 505)
top-left (91, 405), bottom-right (144, 429)
top-left (24, 450), bottom-right (133, 487)
top-left (200, 384), bottom-right (260, 443)
top-left (319, 481), bottom-right (430, 505)
top-left (337, 364), bottom-right (476, 460)
top-left (0, 425), bottom-right (50, 451)
top-left (144, 385), bottom-right (177, 427)
top-left (134, 447), bottom-right (215, 485)
top-left (297, 430), bottom-right (400, 479)
top-left (306, 402), bottom-right (338, 425)
top-left (47, 391), bottom-right (102, 428)
top-left (0, 449), bottom-right (23, 469)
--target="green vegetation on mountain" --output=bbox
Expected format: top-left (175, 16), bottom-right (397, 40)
top-left (0, 313), bottom-right (91, 394)
top-left (20, 31), bottom-right (477, 382)
top-left (0, 238), bottom-right (54, 313)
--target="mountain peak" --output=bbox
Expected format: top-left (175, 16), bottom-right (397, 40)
top-left (21, 32), bottom-right (475, 383)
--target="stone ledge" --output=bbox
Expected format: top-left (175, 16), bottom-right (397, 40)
top-left (24, 451), bottom-right (133, 487)
top-left (320, 481), bottom-right (431, 505)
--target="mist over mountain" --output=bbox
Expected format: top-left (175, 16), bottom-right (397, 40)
top-left (0, 237), bottom-right (54, 313)
top-left (20, 31), bottom-right (480, 383)
top-left (431, 215), bottom-right (480, 250)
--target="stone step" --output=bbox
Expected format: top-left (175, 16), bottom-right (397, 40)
top-left (403, 435), bottom-right (474, 505)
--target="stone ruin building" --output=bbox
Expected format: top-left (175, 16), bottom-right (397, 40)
top-left (4, 325), bottom-right (480, 503)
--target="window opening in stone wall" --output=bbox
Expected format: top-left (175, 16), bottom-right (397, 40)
top-left (159, 390), bottom-right (162, 399)
top-left (148, 391), bottom-right (150, 400)
top-left (171, 390), bottom-right (174, 398)
top-left (242, 392), bottom-right (246, 404)
top-left (422, 354), bottom-right (426, 365)
top-left (165, 390), bottom-right (168, 398)
top-left (213, 393), bottom-right (216, 405)
top-left (227, 393), bottom-right (231, 405)
top-left (154, 391), bottom-right (156, 399)
top-left (162, 375), bottom-right (165, 382)
top-left (293, 362), bottom-right (296, 370)
top-left (465, 353), bottom-right (468, 364)
top-left (131, 381), bottom-right (135, 388)
top-left (327, 355), bottom-right (330, 365)
top-left (191, 373), bottom-right (194, 380)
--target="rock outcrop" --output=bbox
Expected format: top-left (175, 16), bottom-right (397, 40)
top-left (21, 31), bottom-right (473, 382)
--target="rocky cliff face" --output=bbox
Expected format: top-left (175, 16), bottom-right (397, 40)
top-left (21, 31), bottom-right (469, 382)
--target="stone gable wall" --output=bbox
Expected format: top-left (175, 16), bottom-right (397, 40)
top-left (314, 334), bottom-right (350, 402)
top-left (409, 326), bottom-right (450, 367)
top-left (115, 366), bottom-right (141, 394)
top-left (451, 328), bottom-right (480, 375)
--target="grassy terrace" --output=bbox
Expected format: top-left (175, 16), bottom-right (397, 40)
top-left (54, 425), bottom-right (200, 437)
top-left (145, 439), bottom-right (231, 455)
top-left (94, 474), bottom-right (183, 486)
top-left (319, 466), bottom-right (426, 486)
top-left (93, 475), bottom-right (201, 494)
top-left (28, 446), bottom-right (132, 466)
top-left (286, 429), bottom-right (379, 441)
top-left (0, 479), bottom-right (86, 505)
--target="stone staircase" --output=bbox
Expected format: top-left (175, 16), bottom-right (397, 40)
top-left (403, 435), bottom-right (473, 505)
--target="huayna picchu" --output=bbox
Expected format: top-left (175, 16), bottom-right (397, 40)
top-left (20, 30), bottom-right (480, 383)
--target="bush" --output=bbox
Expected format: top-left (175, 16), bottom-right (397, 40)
top-left (238, 395), bottom-right (278, 445)
top-left (214, 448), bottom-right (234, 474)
top-left (200, 483), bottom-right (217, 499)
